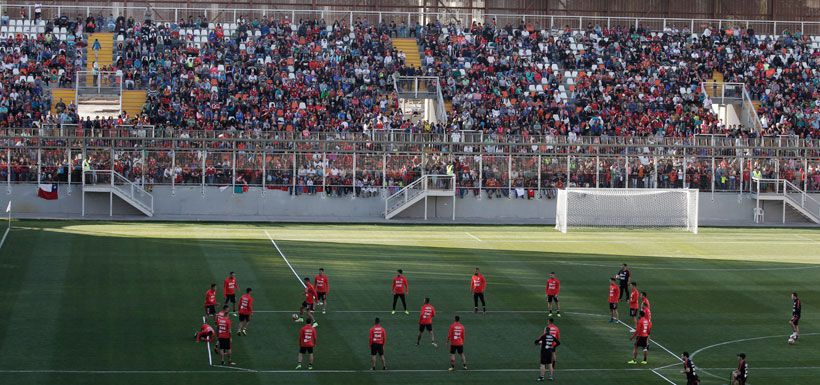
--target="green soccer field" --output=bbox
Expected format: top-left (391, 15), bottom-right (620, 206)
top-left (0, 221), bottom-right (818, 385)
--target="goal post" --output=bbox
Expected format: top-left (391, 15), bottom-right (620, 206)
top-left (555, 188), bottom-right (699, 234)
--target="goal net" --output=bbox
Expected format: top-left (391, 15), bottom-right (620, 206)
top-left (555, 188), bottom-right (699, 233)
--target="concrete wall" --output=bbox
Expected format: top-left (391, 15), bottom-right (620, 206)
top-left (2, 185), bottom-right (817, 227)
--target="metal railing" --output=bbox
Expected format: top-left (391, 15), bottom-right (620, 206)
top-left (384, 174), bottom-right (455, 217)
top-left (702, 82), bottom-right (764, 134)
top-left (784, 179), bottom-right (820, 221)
top-left (83, 170), bottom-right (154, 212)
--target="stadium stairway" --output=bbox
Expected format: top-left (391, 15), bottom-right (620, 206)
top-left (86, 32), bottom-right (114, 83)
top-left (121, 90), bottom-right (147, 117)
top-left (705, 70), bottom-right (724, 97)
top-left (393, 38), bottom-right (422, 68)
top-left (50, 88), bottom-right (76, 114)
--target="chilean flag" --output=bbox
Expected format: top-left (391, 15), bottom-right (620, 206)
top-left (37, 184), bottom-right (58, 200)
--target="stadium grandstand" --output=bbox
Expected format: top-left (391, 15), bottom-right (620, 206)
top-left (0, 2), bottom-right (818, 385)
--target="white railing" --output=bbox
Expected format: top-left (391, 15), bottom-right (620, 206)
top-left (84, 170), bottom-right (154, 213)
top-left (384, 174), bottom-right (455, 218)
top-left (701, 82), bottom-right (763, 134)
top-left (784, 180), bottom-right (820, 221)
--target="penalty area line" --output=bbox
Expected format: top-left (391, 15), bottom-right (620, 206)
top-left (465, 232), bottom-right (483, 242)
top-left (264, 230), bottom-right (306, 288)
top-left (0, 226), bottom-right (9, 251)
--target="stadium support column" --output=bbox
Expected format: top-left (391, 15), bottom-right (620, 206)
top-left (36, 146), bottom-right (41, 186)
top-left (352, 151), bottom-right (357, 199)
top-left (804, 157), bottom-right (808, 192)
top-left (507, 153), bottom-right (512, 198)
top-left (5, 148), bottom-right (9, 194)
top-left (682, 150), bottom-right (688, 189)
top-left (537, 154), bottom-right (542, 199)
top-left (171, 142), bottom-right (175, 195)
top-left (261, 149), bottom-right (266, 197)
top-left (201, 144), bottom-right (206, 196)
top-left (566, 154), bottom-right (571, 188)
top-left (232, 149), bottom-right (236, 195)
top-left (624, 150), bottom-right (629, 188)
top-left (322, 150), bottom-right (327, 199)
top-left (478, 144), bottom-right (483, 200)
top-left (595, 155), bottom-right (600, 188)
top-left (381, 152), bottom-right (386, 197)
top-left (67, 147), bottom-right (71, 193)
top-left (291, 152), bottom-right (296, 197)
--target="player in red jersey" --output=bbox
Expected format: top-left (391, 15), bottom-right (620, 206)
top-left (296, 319), bottom-right (317, 370)
top-left (237, 288), bottom-right (253, 336)
top-left (314, 268), bottom-right (329, 314)
top-left (628, 310), bottom-right (652, 364)
top-left (731, 353), bottom-right (748, 385)
top-left (641, 291), bottom-right (651, 312)
top-left (297, 277), bottom-right (318, 327)
top-left (546, 317), bottom-right (560, 371)
top-left (204, 283), bottom-right (217, 319)
top-left (642, 302), bottom-right (652, 322)
top-left (470, 268), bottom-right (486, 314)
top-left (195, 322), bottom-right (214, 342)
top-left (223, 272), bottom-right (239, 313)
top-left (368, 317), bottom-right (387, 370)
top-left (215, 305), bottom-right (236, 366)
top-left (391, 269), bottom-right (409, 315)
top-left (628, 282), bottom-right (640, 324)
top-left (417, 297), bottom-right (438, 347)
top-left (447, 315), bottom-right (467, 371)
top-left (608, 278), bottom-right (620, 323)
top-left (789, 292), bottom-right (801, 341)
top-left (546, 272), bottom-right (561, 317)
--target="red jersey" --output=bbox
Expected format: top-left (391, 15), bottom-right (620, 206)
top-left (629, 288), bottom-right (639, 310)
top-left (204, 289), bottom-right (217, 307)
top-left (238, 293), bottom-right (253, 315)
top-left (224, 277), bottom-right (237, 296)
top-left (641, 297), bottom-right (651, 310)
top-left (216, 313), bottom-right (232, 339)
top-left (314, 274), bottom-right (329, 294)
top-left (419, 303), bottom-right (436, 325)
top-left (304, 283), bottom-right (317, 304)
top-left (369, 325), bottom-right (387, 345)
top-left (608, 284), bottom-right (620, 303)
top-left (470, 274), bottom-right (486, 294)
top-left (635, 317), bottom-right (652, 337)
top-left (392, 275), bottom-right (409, 295)
top-left (546, 278), bottom-right (561, 296)
top-left (547, 324), bottom-right (560, 347)
top-left (447, 322), bottom-right (465, 346)
top-left (197, 323), bottom-right (214, 342)
top-left (299, 324), bottom-right (317, 347)
top-left (643, 306), bottom-right (652, 321)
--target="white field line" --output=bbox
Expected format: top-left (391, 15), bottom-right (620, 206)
top-left (0, 227), bottom-right (9, 251)
top-left (215, 365), bottom-right (257, 373)
top-left (616, 319), bottom-right (681, 363)
top-left (263, 230), bottom-right (306, 288)
top-left (3, 367), bottom-right (819, 374)
top-left (263, 236), bottom-right (820, 245)
top-left (690, 332), bottom-right (820, 359)
top-left (465, 232), bottom-right (483, 242)
top-left (651, 369), bottom-right (678, 385)
top-left (202, 316), bottom-right (212, 366)
top-left (253, 310), bottom-right (608, 318)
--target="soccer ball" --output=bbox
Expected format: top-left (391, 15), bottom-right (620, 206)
top-left (292, 313), bottom-right (299, 321)
top-left (788, 337), bottom-right (795, 345)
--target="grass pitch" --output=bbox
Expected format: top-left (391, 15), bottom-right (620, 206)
top-left (0, 221), bottom-right (818, 385)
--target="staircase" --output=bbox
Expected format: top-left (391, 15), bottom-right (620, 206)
top-left (50, 88), bottom-right (76, 114)
top-left (121, 90), bottom-right (147, 116)
top-left (86, 32), bottom-right (114, 83)
top-left (385, 174), bottom-right (456, 220)
top-left (393, 38), bottom-right (422, 68)
top-left (751, 178), bottom-right (819, 224)
top-left (83, 170), bottom-right (154, 217)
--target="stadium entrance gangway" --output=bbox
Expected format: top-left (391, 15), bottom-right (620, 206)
top-left (751, 178), bottom-right (819, 224)
top-left (385, 174), bottom-right (456, 220)
top-left (82, 170), bottom-right (154, 217)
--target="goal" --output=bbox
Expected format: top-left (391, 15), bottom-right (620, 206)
top-left (555, 188), bottom-right (699, 233)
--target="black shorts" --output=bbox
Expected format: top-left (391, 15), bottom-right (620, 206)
top-left (609, 303), bottom-right (618, 310)
top-left (791, 315), bottom-right (800, 325)
top-left (629, 308), bottom-right (638, 317)
top-left (686, 375), bottom-right (700, 385)
top-left (299, 346), bottom-right (314, 354)
top-left (547, 295), bottom-right (558, 303)
top-left (206, 305), bottom-right (216, 315)
top-left (317, 292), bottom-right (327, 301)
top-left (239, 314), bottom-right (250, 322)
top-left (419, 324), bottom-right (432, 332)
top-left (540, 350), bottom-right (554, 365)
top-left (733, 373), bottom-right (746, 385)
top-left (635, 336), bottom-right (649, 349)
top-left (218, 337), bottom-right (231, 350)
top-left (449, 345), bottom-right (464, 354)
top-left (225, 294), bottom-right (236, 304)
top-left (302, 302), bottom-right (314, 311)
top-left (370, 343), bottom-right (384, 356)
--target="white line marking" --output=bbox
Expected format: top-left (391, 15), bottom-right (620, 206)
top-left (215, 365), bottom-right (257, 373)
top-left (264, 230), bottom-right (306, 288)
top-left (651, 369), bottom-right (678, 385)
top-left (253, 309), bottom-right (608, 318)
top-left (555, 260), bottom-right (820, 271)
top-left (202, 316), bottom-right (212, 366)
top-left (465, 232), bottom-right (482, 242)
top-left (0, 227), bottom-right (10, 251)
top-left (690, 332), bottom-right (820, 359)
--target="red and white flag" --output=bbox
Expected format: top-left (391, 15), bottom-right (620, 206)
top-left (37, 184), bottom-right (58, 200)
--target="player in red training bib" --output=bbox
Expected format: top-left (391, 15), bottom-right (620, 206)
top-left (470, 268), bottom-right (487, 314)
top-left (204, 283), bottom-right (217, 319)
top-left (447, 316), bottom-right (467, 371)
top-left (195, 322), bottom-right (214, 342)
top-left (628, 310), bottom-right (652, 365)
top-left (223, 272), bottom-right (239, 313)
top-left (417, 297), bottom-right (438, 347)
top-left (296, 319), bottom-right (317, 370)
top-left (314, 268), bottom-right (329, 314)
top-left (546, 317), bottom-right (561, 371)
top-left (608, 278), bottom-right (620, 323)
top-left (391, 269), bottom-right (409, 315)
top-left (237, 288), bottom-right (253, 336)
top-left (297, 277), bottom-right (318, 327)
top-left (546, 272), bottom-right (561, 317)
top-left (628, 282), bottom-right (640, 324)
top-left (215, 305), bottom-right (235, 366)
top-left (789, 292), bottom-right (801, 341)
top-left (368, 317), bottom-right (387, 370)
